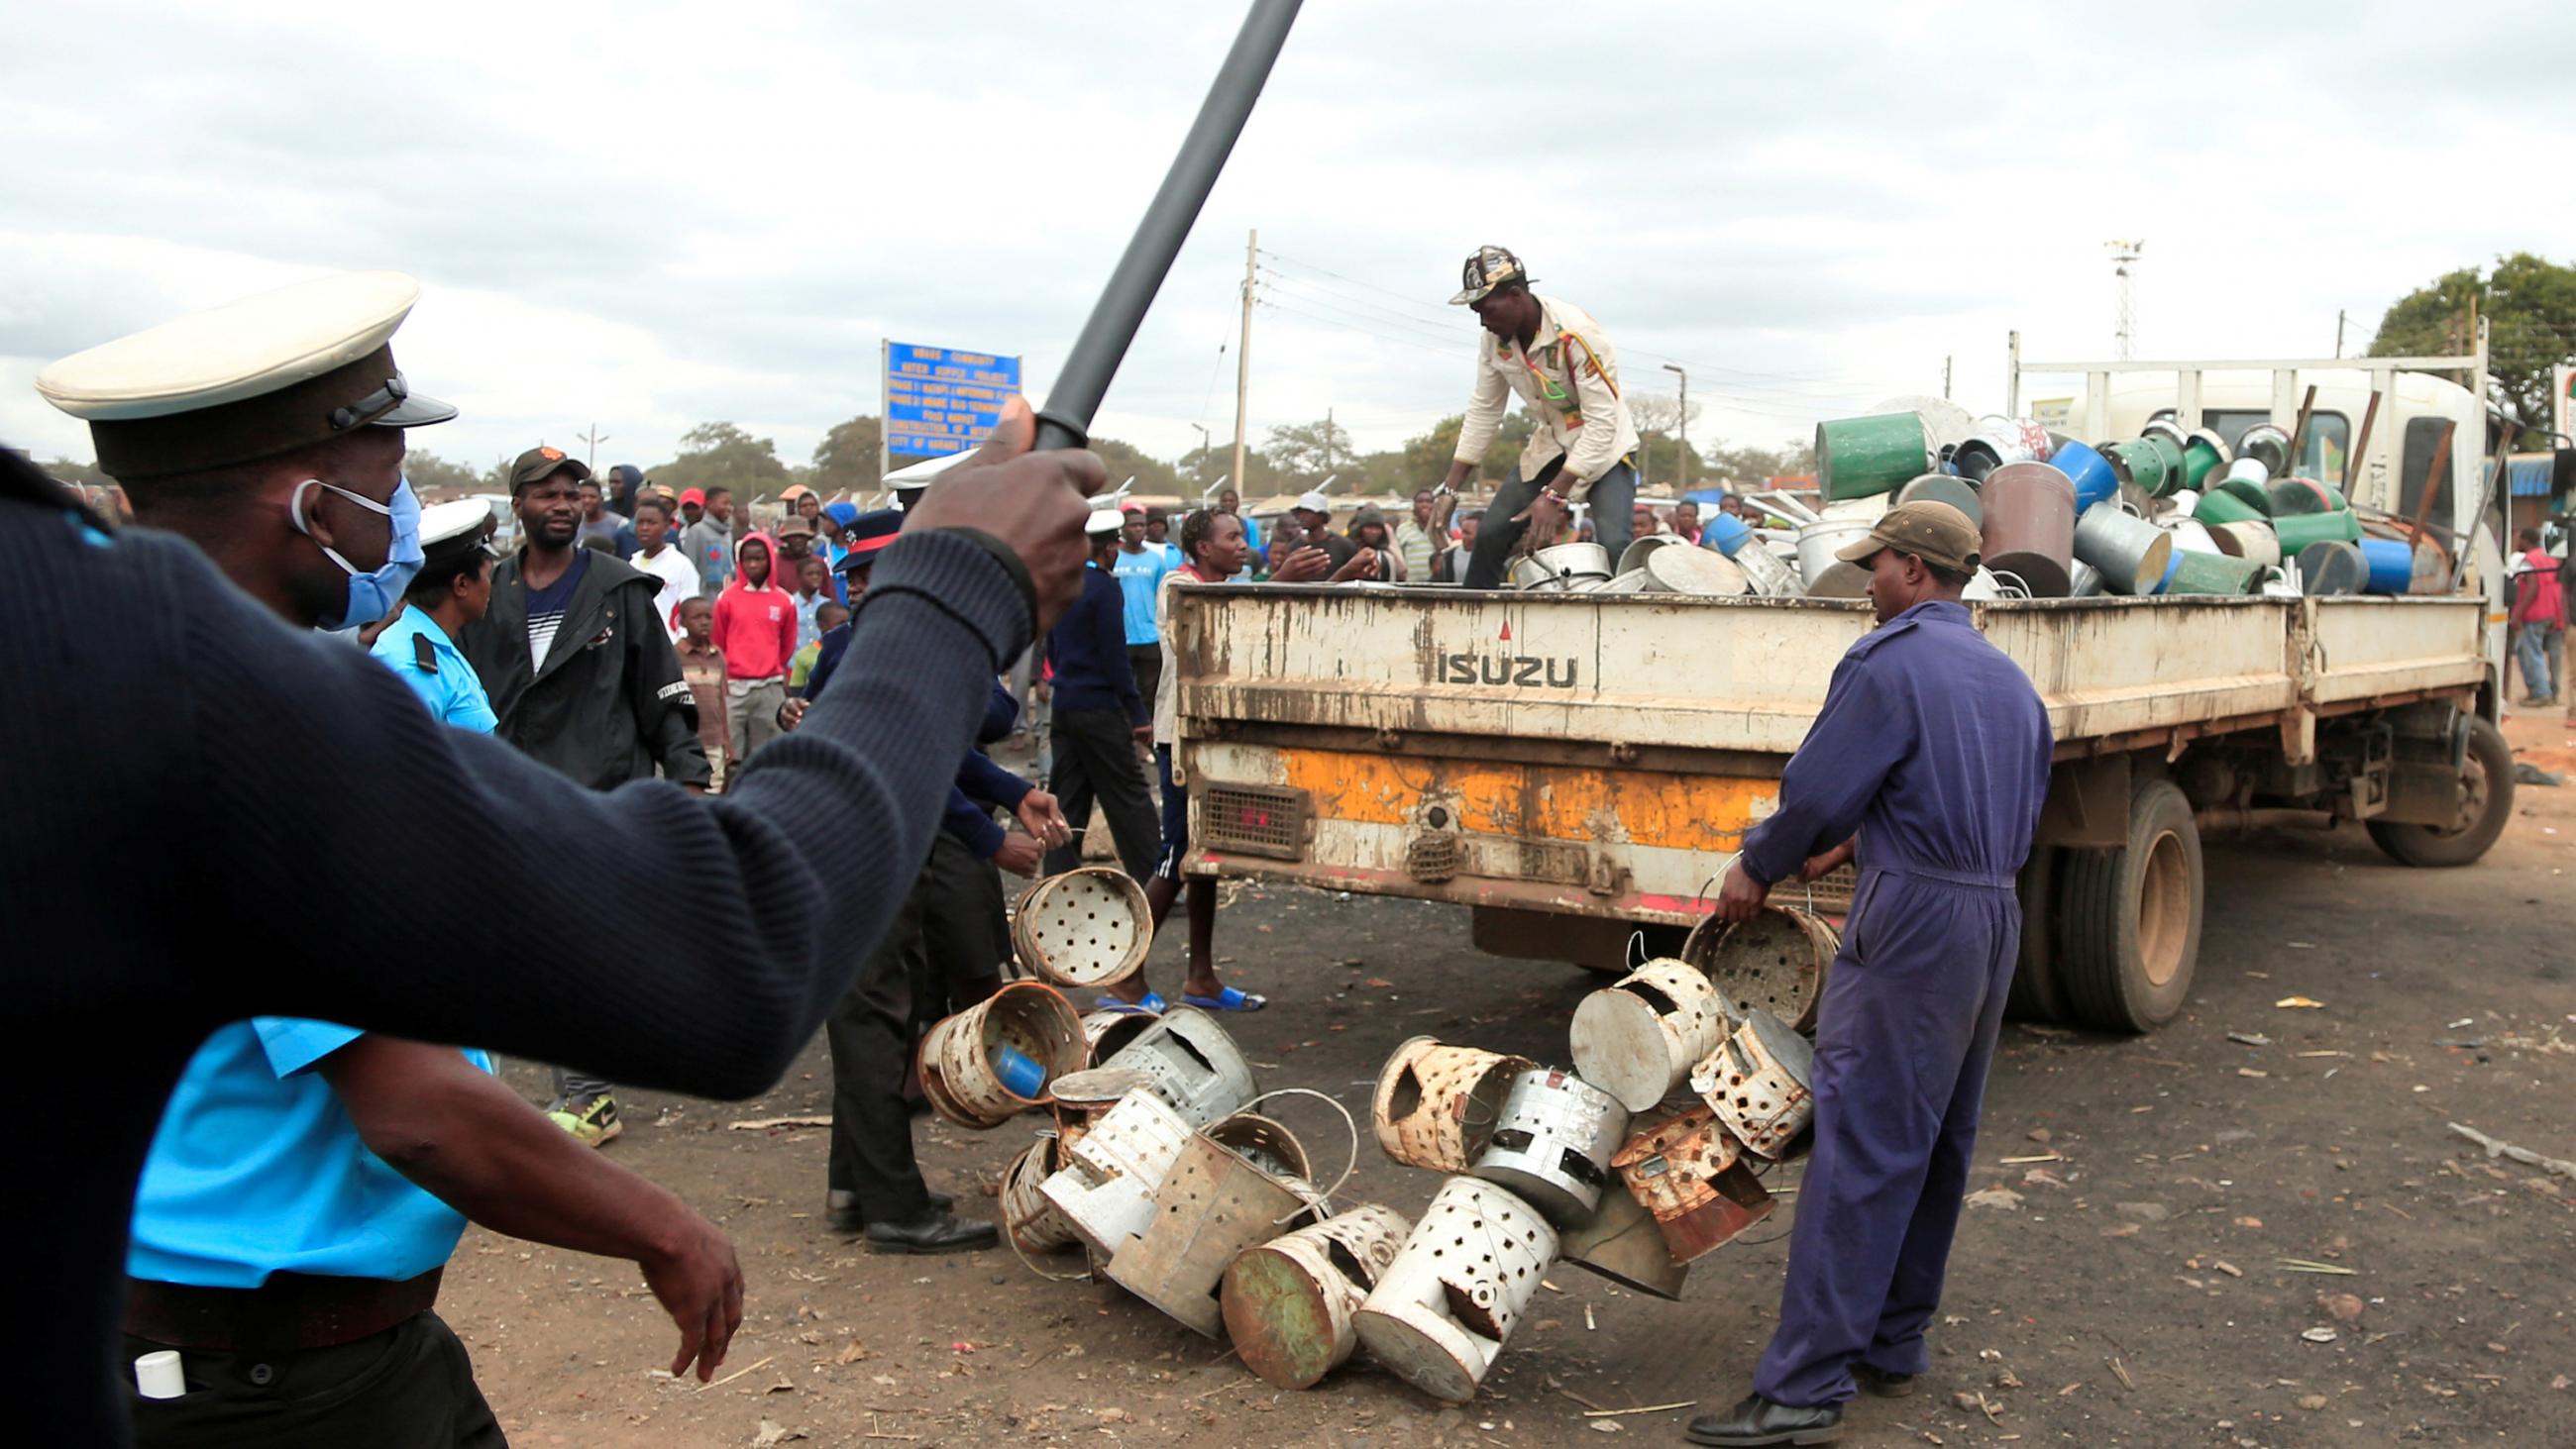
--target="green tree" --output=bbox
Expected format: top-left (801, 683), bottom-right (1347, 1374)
top-left (1397, 412), bottom-right (1538, 488)
top-left (1264, 416), bottom-right (1355, 482)
top-left (1178, 443), bottom-right (1283, 499)
top-left (653, 422), bottom-right (790, 498)
top-left (1086, 436), bottom-right (1183, 499)
top-left (1701, 438), bottom-right (1816, 486)
top-left (809, 415), bottom-right (882, 496)
top-left (401, 448), bottom-right (487, 498)
top-left (2370, 253), bottom-right (2576, 433)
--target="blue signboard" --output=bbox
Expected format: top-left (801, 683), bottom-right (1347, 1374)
top-left (885, 342), bottom-right (1021, 459)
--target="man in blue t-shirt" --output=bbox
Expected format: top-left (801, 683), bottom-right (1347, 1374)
top-left (1110, 505), bottom-right (1174, 711)
top-left (121, 467), bottom-right (746, 1448)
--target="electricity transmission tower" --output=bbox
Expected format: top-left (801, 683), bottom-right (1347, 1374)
top-left (2105, 240), bottom-right (2144, 360)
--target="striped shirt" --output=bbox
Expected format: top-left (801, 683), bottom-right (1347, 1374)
top-left (524, 550), bottom-right (590, 668)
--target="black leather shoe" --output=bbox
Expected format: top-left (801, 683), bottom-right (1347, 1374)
top-left (1852, 1363), bottom-right (1916, 1397)
top-left (864, 1206), bottom-right (999, 1255)
top-left (825, 1190), bottom-right (951, 1234)
top-left (1684, 1395), bottom-right (1843, 1447)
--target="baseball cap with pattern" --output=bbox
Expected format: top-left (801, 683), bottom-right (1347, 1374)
top-left (508, 445), bottom-right (590, 490)
top-left (1835, 499), bottom-right (1983, 573)
top-left (1449, 245), bottom-right (1529, 305)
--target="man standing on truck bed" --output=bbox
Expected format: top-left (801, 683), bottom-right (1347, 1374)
top-left (1440, 245), bottom-right (1641, 587)
top-left (1692, 501), bottom-right (2053, 1449)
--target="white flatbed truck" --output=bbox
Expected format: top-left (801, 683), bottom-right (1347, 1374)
top-left (1167, 348), bottom-right (2521, 1032)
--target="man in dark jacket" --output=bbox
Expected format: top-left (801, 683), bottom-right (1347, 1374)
top-left (464, 445), bottom-right (713, 1143)
top-left (1042, 509), bottom-right (1160, 880)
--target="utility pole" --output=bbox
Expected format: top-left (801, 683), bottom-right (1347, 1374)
top-left (576, 422), bottom-right (609, 474)
top-left (1324, 406), bottom-right (1337, 475)
top-left (1943, 356), bottom-right (1954, 400)
top-left (1232, 229), bottom-right (1255, 507)
top-left (2335, 309), bottom-right (2347, 359)
top-left (1662, 363), bottom-right (1687, 489)
top-left (2105, 239), bottom-right (2144, 360)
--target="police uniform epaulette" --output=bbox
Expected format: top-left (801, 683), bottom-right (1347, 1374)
top-left (1843, 615), bottom-right (1922, 662)
top-left (412, 632), bottom-right (439, 673)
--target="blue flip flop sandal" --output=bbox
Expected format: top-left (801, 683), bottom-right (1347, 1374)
top-left (1094, 991), bottom-right (1166, 1014)
top-left (1181, 986), bottom-right (1267, 1012)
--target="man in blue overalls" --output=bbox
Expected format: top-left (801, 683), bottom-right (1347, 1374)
top-left (369, 499), bottom-right (504, 732)
top-left (1690, 500), bottom-right (2054, 1448)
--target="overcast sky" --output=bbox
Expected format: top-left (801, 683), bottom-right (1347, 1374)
top-left (5, 0), bottom-right (2572, 480)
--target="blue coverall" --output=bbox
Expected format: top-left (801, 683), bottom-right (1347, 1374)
top-left (1734, 599), bottom-right (2054, 1407)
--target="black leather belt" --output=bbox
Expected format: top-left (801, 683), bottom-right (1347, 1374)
top-left (124, 1267), bottom-right (443, 1351)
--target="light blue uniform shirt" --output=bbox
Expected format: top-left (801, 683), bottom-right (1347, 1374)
top-left (369, 606), bottom-right (497, 734)
top-left (1110, 544), bottom-right (1173, 646)
top-left (130, 1022), bottom-right (495, 1287)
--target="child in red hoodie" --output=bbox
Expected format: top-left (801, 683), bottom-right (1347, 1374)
top-left (710, 532), bottom-right (798, 765)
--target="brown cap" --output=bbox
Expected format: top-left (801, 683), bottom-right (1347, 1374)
top-left (508, 445), bottom-right (590, 491)
top-left (1835, 499), bottom-right (1982, 572)
top-left (775, 514), bottom-right (815, 537)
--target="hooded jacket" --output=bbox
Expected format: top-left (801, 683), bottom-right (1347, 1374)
top-left (711, 531), bottom-right (799, 681)
top-left (462, 546), bottom-right (713, 790)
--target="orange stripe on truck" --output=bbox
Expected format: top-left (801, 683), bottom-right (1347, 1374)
top-left (1277, 748), bottom-right (1772, 852)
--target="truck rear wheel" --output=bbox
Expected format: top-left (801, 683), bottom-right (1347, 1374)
top-left (2058, 778), bottom-right (2201, 1033)
top-left (2366, 715), bottom-right (2515, 869)
top-left (2003, 847), bottom-right (2067, 1023)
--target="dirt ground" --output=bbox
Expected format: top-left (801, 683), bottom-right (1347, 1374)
top-left (448, 708), bottom-right (2575, 1448)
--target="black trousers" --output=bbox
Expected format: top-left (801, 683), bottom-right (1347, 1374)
top-left (826, 863), bottom-right (935, 1225)
top-left (125, 1312), bottom-right (502, 1448)
top-left (1461, 456), bottom-right (1639, 589)
top-left (1126, 644), bottom-right (1164, 721)
top-left (906, 831), bottom-right (1013, 1037)
top-left (1042, 707), bottom-right (1159, 880)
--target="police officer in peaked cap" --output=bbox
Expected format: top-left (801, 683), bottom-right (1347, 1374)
top-left (9, 268), bottom-right (1106, 1445)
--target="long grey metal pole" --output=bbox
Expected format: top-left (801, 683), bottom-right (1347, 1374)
top-left (1033, 0), bottom-right (1302, 454)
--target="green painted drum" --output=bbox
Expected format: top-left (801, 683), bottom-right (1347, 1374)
top-left (2102, 439), bottom-right (2173, 495)
top-left (2271, 509), bottom-right (2363, 554)
top-left (2266, 476), bottom-right (2348, 516)
top-left (2165, 550), bottom-right (2269, 595)
top-left (1815, 414), bottom-right (1931, 500)
top-left (2212, 474), bottom-right (2274, 515)
top-left (2180, 430), bottom-right (2230, 493)
top-left (2142, 432), bottom-right (2190, 496)
top-left (2193, 488), bottom-right (2266, 527)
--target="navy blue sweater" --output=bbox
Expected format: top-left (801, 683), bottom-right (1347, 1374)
top-left (0, 455), bottom-right (1030, 1447)
top-left (1046, 562), bottom-right (1146, 722)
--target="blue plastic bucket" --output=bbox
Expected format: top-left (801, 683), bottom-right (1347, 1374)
top-left (1700, 512), bottom-right (1753, 557)
top-left (2052, 439), bottom-right (2118, 514)
top-left (2357, 538), bottom-right (2414, 595)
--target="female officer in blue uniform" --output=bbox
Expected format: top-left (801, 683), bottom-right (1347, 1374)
top-left (1691, 501), bottom-right (2055, 1448)
top-left (369, 499), bottom-right (503, 733)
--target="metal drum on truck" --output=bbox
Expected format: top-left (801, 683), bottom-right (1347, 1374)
top-left (1950, 415), bottom-right (2053, 483)
top-left (2207, 521), bottom-right (2282, 568)
top-left (1894, 471), bottom-right (1984, 529)
top-left (2358, 538), bottom-right (2415, 595)
top-left (2272, 508), bottom-right (2362, 556)
top-left (2166, 550), bottom-right (2274, 595)
top-left (1815, 412), bottom-right (1931, 500)
top-left (2049, 438), bottom-right (2119, 513)
top-left (1978, 462), bottom-right (2077, 598)
top-left (2297, 540), bottom-right (2368, 595)
top-left (2074, 502), bottom-right (2174, 595)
